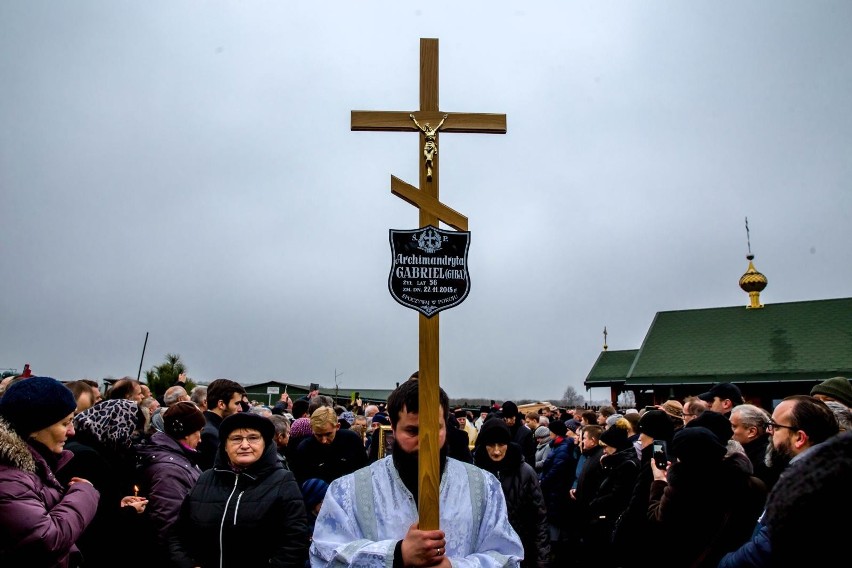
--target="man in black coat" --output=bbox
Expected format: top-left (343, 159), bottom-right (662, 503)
top-left (445, 410), bottom-right (473, 463)
top-left (197, 378), bottom-right (245, 471)
top-left (292, 406), bottom-right (368, 484)
top-left (501, 401), bottom-right (536, 466)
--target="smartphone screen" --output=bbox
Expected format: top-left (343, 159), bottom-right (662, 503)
top-left (653, 440), bottom-right (668, 469)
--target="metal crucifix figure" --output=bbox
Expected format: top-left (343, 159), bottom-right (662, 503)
top-left (410, 113), bottom-right (448, 180)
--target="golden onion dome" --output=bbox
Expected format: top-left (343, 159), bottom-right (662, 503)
top-left (739, 254), bottom-right (767, 309)
top-left (739, 255), bottom-right (768, 292)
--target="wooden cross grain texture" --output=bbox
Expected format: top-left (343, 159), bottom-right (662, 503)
top-left (351, 38), bottom-right (506, 530)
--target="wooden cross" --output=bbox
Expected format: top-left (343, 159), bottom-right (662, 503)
top-left (351, 38), bottom-right (506, 529)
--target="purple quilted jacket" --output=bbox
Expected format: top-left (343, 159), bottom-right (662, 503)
top-left (0, 417), bottom-right (100, 568)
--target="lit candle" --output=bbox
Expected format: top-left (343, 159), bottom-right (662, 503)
top-left (133, 485), bottom-right (139, 497)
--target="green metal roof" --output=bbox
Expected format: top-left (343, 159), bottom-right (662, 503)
top-left (625, 297), bottom-right (852, 385)
top-left (584, 297), bottom-right (852, 388)
top-left (584, 349), bottom-right (638, 385)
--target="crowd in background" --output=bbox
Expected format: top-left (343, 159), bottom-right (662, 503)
top-left (0, 367), bottom-right (850, 567)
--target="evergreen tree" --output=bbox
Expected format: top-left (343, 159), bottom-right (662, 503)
top-left (145, 353), bottom-right (192, 398)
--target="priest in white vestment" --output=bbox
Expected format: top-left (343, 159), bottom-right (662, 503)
top-left (310, 380), bottom-right (523, 568)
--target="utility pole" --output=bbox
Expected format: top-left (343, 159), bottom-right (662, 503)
top-left (334, 368), bottom-right (344, 400)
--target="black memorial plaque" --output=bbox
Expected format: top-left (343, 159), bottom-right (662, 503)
top-left (389, 226), bottom-right (471, 317)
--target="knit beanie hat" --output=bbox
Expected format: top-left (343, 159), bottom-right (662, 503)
top-left (478, 417), bottom-right (512, 446)
top-left (685, 410), bottom-right (733, 442)
top-left (371, 412), bottom-right (389, 426)
top-left (534, 426), bottom-right (551, 439)
top-left (219, 412), bottom-right (275, 446)
top-left (549, 420), bottom-right (567, 437)
top-left (638, 409), bottom-right (675, 442)
top-left (164, 401), bottom-right (206, 439)
top-left (289, 417), bottom-right (313, 438)
top-left (0, 377), bottom-right (76, 436)
top-left (599, 421), bottom-right (631, 451)
top-left (301, 478), bottom-right (329, 510)
top-left (810, 377), bottom-right (852, 408)
top-left (339, 411), bottom-right (356, 425)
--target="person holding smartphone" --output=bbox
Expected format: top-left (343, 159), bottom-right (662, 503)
top-left (610, 410), bottom-right (674, 567)
top-left (647, 427), bottom-right (767, 568)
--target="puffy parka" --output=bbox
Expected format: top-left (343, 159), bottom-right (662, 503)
top-left (169, 433), bottom-right (310, 567)
top-left (0, 417), bottom-right (99, 568)
top-left (135, 431), bottom-right (202, 559)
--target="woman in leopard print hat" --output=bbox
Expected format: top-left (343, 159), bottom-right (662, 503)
top-left (60, 399), bottom-right (148, 568)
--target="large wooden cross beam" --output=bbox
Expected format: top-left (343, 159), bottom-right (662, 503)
top-left (351, 38), bottom-right (506, 530)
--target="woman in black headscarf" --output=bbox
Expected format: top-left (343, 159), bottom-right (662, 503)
top-left (473, 418), bottom-right (550, 567)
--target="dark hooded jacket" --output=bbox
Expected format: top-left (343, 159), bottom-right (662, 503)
top-left (611, 441), bottom-right (663, 567)
top-left (584, 445), bottom-right (640, 551)
top-left (474, 441), bottom-right (550, 568)
top-left (168, 428), bottom-right (310, 568)
top-left (647, 429), bottom-right (767, 568)
top-left (135, 431), bottom-right (202, 559)
top-left (0, 416), bottom-right (99, 568)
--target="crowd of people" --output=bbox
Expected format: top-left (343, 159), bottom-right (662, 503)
top-left (0, 368), bottom-right (850, 567)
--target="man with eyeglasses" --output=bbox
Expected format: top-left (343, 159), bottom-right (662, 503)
top-left (681, 396), bottom-right (706, 425)
top-left (719, 395), bottom-right (839, 568)
top-left (292, 405), bottom-right (368, 485)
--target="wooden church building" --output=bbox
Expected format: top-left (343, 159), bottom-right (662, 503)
top-left (584, 254), bottom-right (852, 411)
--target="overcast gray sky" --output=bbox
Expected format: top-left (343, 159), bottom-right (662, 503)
top-left (2, 2), bottom-right (850, 401)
